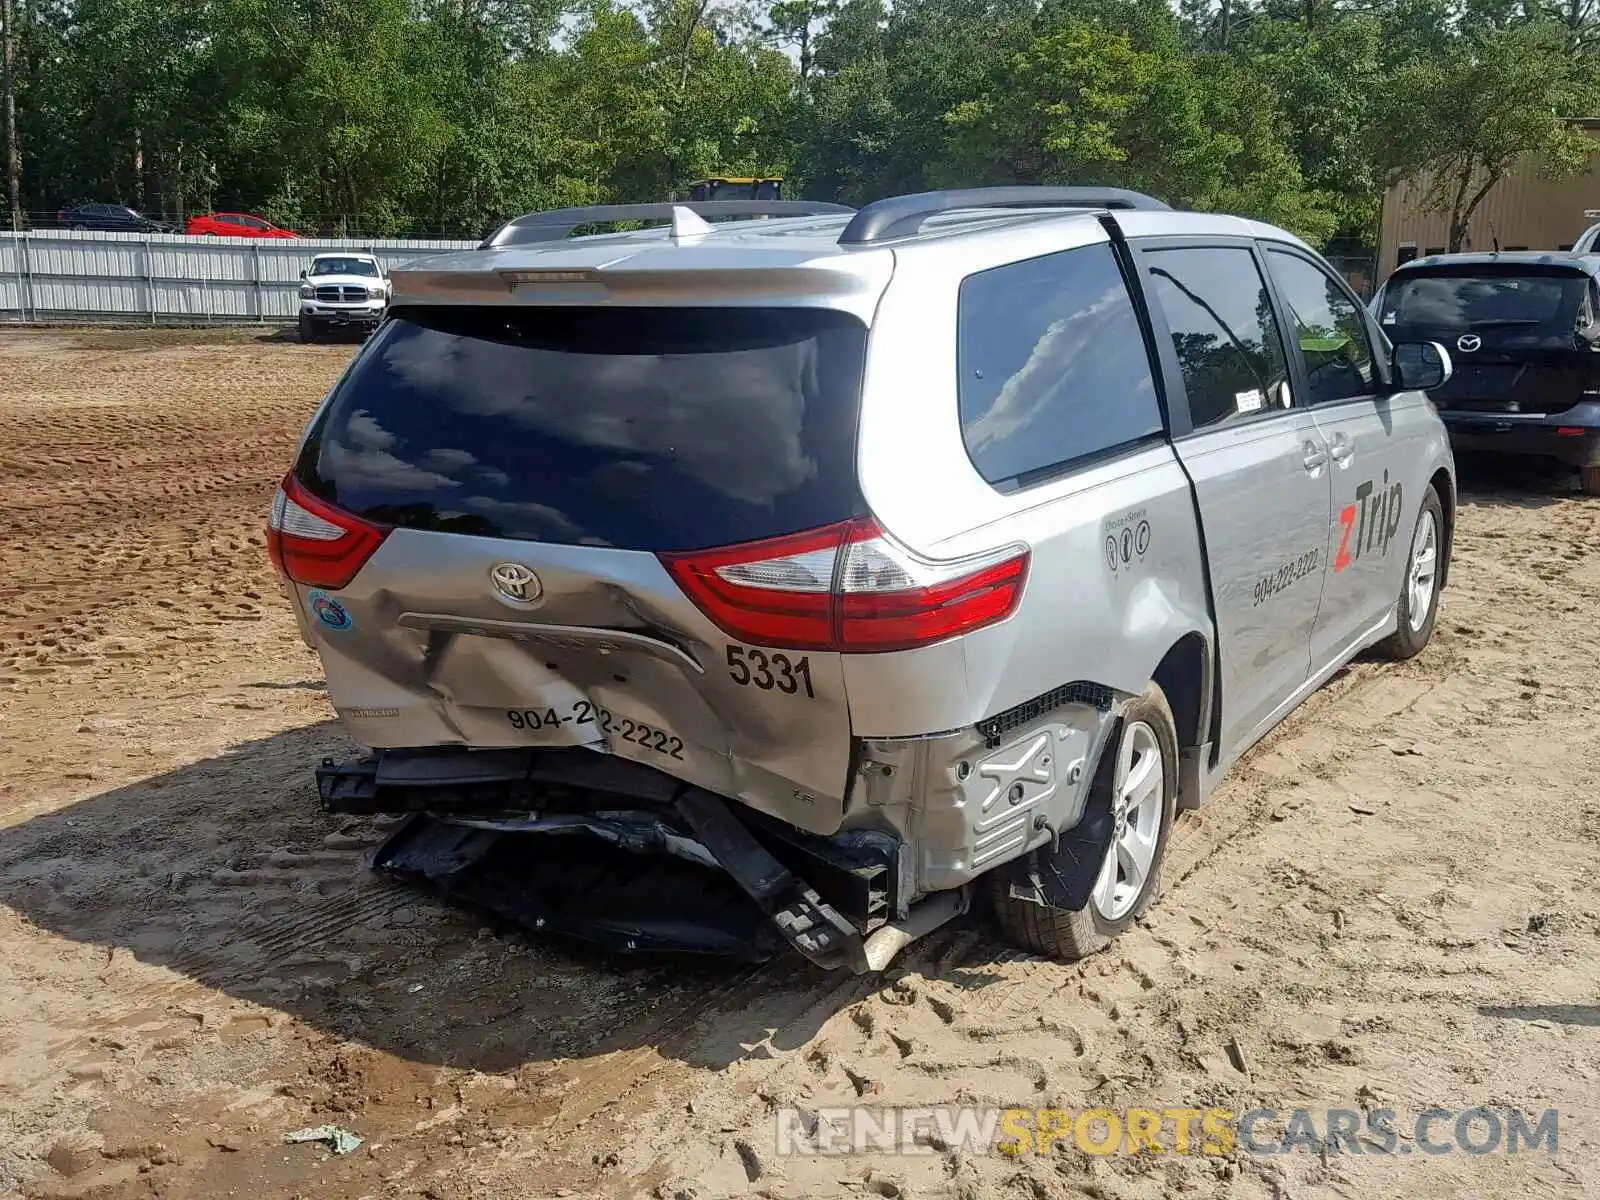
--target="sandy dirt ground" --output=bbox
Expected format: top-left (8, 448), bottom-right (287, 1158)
top-left (0, 328), bottom-right (1597, 1200)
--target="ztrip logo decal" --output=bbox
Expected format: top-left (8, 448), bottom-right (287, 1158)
top-left (1336, 472), bottom-right (1403, 573)
top-left (306, 589), bottom-right (354, 632)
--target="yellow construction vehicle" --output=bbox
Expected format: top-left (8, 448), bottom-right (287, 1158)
top-left (687, 177), bottom-right (784, 202)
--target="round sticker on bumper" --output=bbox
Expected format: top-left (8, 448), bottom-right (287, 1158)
top-left (308, 590), bottom-right (353, 631)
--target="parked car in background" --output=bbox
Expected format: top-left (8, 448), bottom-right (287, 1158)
top-left (56, 203), bottom-right (175, 234)
top-left (687, 176), bottom-right (784, 201)
top-left (187, 212), bottom-right (300, 238)
top-left (297, 253), bottom-right (390, 341)
top-left (1371, 251), bottom-right (1600, 494)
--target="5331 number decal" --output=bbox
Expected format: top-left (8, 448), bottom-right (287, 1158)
top-left (726, 645), bottom-right (816, 698)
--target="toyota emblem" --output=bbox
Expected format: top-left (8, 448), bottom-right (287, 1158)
top-left (489, 562), bottom-right (542, 606)
top-left (1456, 334), bottom-right (1482, 353)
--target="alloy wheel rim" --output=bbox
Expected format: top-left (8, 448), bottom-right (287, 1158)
top-left (1407, 511), bottom-right (1439, 632)
top-left (1091, 720), bottom-right (1163, 922)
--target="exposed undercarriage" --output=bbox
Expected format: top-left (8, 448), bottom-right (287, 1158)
top-left (316, 748), bottom-right (969, 972)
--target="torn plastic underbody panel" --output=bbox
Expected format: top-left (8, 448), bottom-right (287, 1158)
top-left (316, 747), bottom-right (967, 972)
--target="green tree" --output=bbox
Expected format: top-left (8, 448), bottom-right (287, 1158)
top-left (45, 0), bottom-right (226, 218)
top-left (1380, 22), bottom-right (1600, 251)
top-left (798, 0), bottom-right (1037, 199)
top-left (798, 0), bottom-right (893, 201)
top-left (1225, 12), bottom-right (1386, 234)
top-left (765, 0), bottom-right (837, 87)
top-left (942, 16), bottom-right (1339, 240)
top-left (14, 0), bottom-right (1596, 256)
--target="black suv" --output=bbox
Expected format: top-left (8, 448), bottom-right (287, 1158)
top-left (1372, 252), bottom-right (1600, 493)
top-left (56, 203), bottom-right (176, 234)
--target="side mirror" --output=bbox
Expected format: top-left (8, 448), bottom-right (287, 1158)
top-left (299, 268), bottom-right (307, 279)
top-left (1392, 341), bottom-right (1451, 391)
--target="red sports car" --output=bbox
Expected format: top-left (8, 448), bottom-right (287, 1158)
top-left (186, 212), bottom-right (300, 238)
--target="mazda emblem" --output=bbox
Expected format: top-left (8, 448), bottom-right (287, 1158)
top-left (489, 562), bottom-right (542, 605)
top-left (1456, 334), bottom-right (1482, 353)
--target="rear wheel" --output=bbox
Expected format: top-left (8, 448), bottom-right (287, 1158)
top-left (1580, 464), bottom-right (1600, 496)
top-left (990, 683), bottom-right (1178, 961)
top-left (1376, 487), bottom-right (1444, 660)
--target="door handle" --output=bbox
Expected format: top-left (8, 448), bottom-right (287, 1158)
top-left (1302, 441), bottom-right (1328, 472)
top-left (1329, 433), bottom-right (1354, 464)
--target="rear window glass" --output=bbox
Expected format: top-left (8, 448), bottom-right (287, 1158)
top-left (957, 242), bottom-right (1162, 489)
top-left (297, 306), bottom-right (867, 552)
top-left (1381, 270), bottom-right (1587, 329)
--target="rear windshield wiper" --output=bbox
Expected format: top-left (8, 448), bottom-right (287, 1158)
top-left (1465, 318), bottom-right (1543, 328)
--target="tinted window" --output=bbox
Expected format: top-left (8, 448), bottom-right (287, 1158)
top-left (1267, 250), bottom-right (1376, 405)
top-left (957, 243), bottom-right (1162, 487)
top-left (1145, 247), bottom-right (1291, 428)
top-left (1380, 269), bottom-right (1587, 332)
top-left (311, 257), bottom-right (381, 278)
top-left (298, 306), bottom-right (867, 552)
top-left (237, 216), bottom-right (267, 229)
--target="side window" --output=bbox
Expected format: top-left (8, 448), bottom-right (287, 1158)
top-left (957, 242), bottom-right (1163, 488)
top-left (1266, 249), bottom-right (1377, 405)
top-left (1143, 246), bottom-right (1292, 429)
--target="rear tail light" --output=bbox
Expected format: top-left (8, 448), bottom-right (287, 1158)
top-left (1557, 427), bottom-right (1587, 437)
top-left (267, 473), bottom-right (388, 589)
top-left (661, 518), bottom-right (1029, 653)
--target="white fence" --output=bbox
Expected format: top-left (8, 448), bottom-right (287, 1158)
top-left (0, 230), bottom-right (480, 325)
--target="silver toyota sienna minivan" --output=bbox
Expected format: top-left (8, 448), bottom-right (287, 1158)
top-left (271, 189), bottom-right (1457, 972)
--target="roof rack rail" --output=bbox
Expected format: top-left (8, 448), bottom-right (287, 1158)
top-left (837, 186), bottom-right (1170, 246)
top-left (480, 200), bottom-right (856, 249)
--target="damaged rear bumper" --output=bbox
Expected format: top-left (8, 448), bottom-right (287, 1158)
top-left (316, 749), bottom-right (966, 973)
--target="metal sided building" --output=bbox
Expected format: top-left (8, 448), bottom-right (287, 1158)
top-left (1379, 118), bottom-right (1600, 281)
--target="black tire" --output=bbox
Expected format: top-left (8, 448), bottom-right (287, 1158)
top-left (298, 315), bottom-right (318, 344)
top-left (1376, 486), bottom-right (1445, 660)
top-left (989, 683), bottom-right (1179, 961)
top-left (1580, 464), bottom-right (1600, 496)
